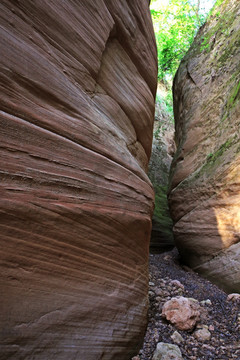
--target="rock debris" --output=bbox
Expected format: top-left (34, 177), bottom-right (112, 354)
top-left (133, 249), bottom-right (240, 360)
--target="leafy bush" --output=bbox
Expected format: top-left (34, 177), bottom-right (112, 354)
top-left (151, 0), bottom-right (216, 81)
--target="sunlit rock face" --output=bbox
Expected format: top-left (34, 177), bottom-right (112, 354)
top-left (169, 0), bottom-right (240, 292)
top-left (0, 1), bottom-right (157, 359)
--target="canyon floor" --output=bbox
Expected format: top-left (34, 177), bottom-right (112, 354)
top-left (134, 249), bottom-right (240, 360)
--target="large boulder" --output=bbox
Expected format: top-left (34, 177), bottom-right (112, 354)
top-left (161, 297), bottom-right (201, 331)
top-left (169, 0), bottom-right (240, 292)
top-left (0, 1), bottom-right (157, 359)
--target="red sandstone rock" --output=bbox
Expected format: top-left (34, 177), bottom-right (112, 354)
top-left (162, 297), bottom-right (201, 331)
top-left (169, 0), bottom-right (240, 292)
top-left (0, 1), bottom-right (157, 359)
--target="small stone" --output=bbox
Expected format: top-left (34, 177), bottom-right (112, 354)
top-left (205, 299), bottom-right (212, 305)
top-left (202, 344), bottom-right (215, 351)
top-left (196, 324), bottom-right (208, 329)
top-left (162, 296), bottom-right (200, 331)
top-left (171, 280), bottom-right (185, 290)
top-left (132, 356), bottom-right (140, 360)
top-left (227, 293), bottom-right (240, 302)
top-left (201, 299), bottom-right (212, 306)
top-left (152, 342), bottom-right (183, 360)
top-left (149, 291), bottom-right (155, 297)
top-left (149, 282), bottom-right (155, 286)
top-left (155, 289), bottom-right (165, 296)
top-left (209, 325), bottom-right (214, 331)
top-left (194, 326), bottom-right (211, 341)
top-left (171, 331), bottom-right (184, 344)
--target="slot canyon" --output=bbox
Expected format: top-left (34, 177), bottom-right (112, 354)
top-left (0, 0), bottom-right (239, 359)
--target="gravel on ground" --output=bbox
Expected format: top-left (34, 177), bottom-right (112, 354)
top-left (135, 249), bottom-right (240, 360)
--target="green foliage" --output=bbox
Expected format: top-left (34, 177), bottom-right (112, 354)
top-left (156, 89), bottom-right (173, 122)
top-left (227, 82), bottom-right (240, 109)
top-left (150, 0), bottom-right (214, 81)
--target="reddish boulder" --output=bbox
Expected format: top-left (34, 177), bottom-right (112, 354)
top-left (0, 1), bottom-right (157, 359)
top-left (162, 297), bottom-right (201, 331)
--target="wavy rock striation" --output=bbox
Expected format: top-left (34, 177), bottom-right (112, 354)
top-left (0, 1), bottom-right (157, 359)
top-left (169, 0), bottom-right (240, 292)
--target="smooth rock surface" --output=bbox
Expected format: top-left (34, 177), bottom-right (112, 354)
top-left (162, 297), bottom-right (201, 331)
top-left (169, 0), bottom-right (240, 292)
top-left (0, 1), bottom-right (157, 359)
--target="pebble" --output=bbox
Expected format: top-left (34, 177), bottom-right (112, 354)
top-left (171, 280), bottom-right (185, 290)
top-left (152, 342), bottom-right (183, 360)
top-left (209, 324), bottom-right (214, 331)
top-left (194, 325), bottom-right (211, 341)
top-left (200, 299), bottom-right (212, 306)
top-left (171, 330), bottom-right (184, 344)
top-left (155, 289), bottom-right (165, 296)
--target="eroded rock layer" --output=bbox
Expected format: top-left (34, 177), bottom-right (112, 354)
top-left (0, 1), bottom-right (157, 359)
top-left (169, 0), bottom-right (240, 292)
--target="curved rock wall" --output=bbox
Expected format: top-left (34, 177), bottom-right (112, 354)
top-left (0, 1), bottom-right (157, 359)
top-left (169, 0), bottom-right (240, 292)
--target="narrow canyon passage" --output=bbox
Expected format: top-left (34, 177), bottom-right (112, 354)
top-left (0, 0), bottom-right (239, 360)
top-left (150, 0), bottom-right (240, 293)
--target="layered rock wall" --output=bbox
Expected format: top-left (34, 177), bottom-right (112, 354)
top-left (0, 1), bottom-right (157, 359)
top-left (169, 0), bottom-right (240, 292)
top-left (148, 88), bottom-right (175, 251)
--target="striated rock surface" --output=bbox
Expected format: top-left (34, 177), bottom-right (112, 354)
top-left (148, 86), bottom-right (175, 251)
top-left (169, 0), bottom-right (240, 292)
top-left (0, 1), bottom-right (157, 359)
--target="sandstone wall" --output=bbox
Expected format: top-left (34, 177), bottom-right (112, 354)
top-left (148, 93), bottom-right (175, 252)
top-left (0, 1), bottom-right (157, 359)
top-left (169, 0), bottom-right (240, 292)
